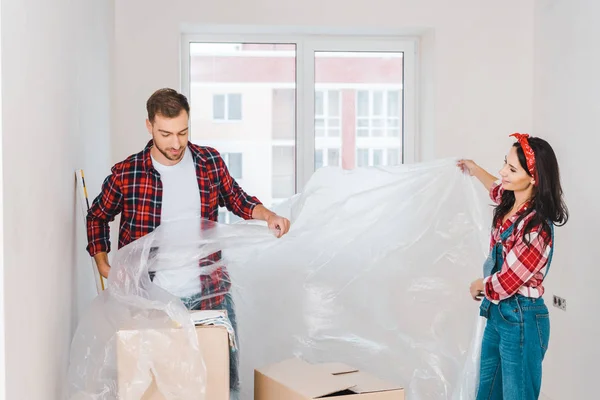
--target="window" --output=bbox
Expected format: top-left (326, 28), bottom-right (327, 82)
top-left (387, 149), bottom-right (400, 166)
top-left (222, 152), bottom-right (243, 179)
top-left (315, 90), bottom-right (341, 137)
top-left (315, 148), bottom-right (341, 169)
top-left (356, 148), bottom-right (401, 167)
top-left (357, 149), bottom-right (369, 167)
top-left (183, 36), bottom-right (416, 208)
top-left (356, 90), bottom-right (401, 137)
top-left (213, 93), bottom-right (242, 121)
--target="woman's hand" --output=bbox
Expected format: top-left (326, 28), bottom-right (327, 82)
top-left (457, 159), bottom-right (479, 176)
top-left (470, 278), bottom-right (485, 301)
top-left (458, 160), bottom-right (498, 191)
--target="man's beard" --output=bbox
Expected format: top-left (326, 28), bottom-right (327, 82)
top-left (157, 144), bottom-right (184, 162)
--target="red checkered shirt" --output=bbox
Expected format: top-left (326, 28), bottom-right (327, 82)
top-left (86, 140), bottom-right (262, 308)
top-left (483, 181), bottom-right (553, 302)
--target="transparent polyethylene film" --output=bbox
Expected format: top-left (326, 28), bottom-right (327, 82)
top-left (67, 159), bottom-right (491, 400)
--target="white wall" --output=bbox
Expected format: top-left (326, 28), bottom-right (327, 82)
top-left (1, 0), bottom-right (113, 398)
top-left (533, 0), bottom-right (599, 398)
top-left (113, 0), bottom-right (535, 175)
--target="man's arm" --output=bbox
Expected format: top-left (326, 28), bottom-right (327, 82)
top-left (251, 204), bottom-right (291, 238)
top-left (212, 149), bottom-right (290, 237)
top-left (93, 252), bottom-right (111, 279)
top-left (86, 170), bottom-right (124, 277)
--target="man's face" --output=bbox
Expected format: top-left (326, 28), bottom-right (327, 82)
top-left (146, 111), bottom-right (189, 165)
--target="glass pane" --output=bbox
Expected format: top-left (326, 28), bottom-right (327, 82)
top-left (387, 91), bottom-right (400, 117)
top-left (272, 89), bottom-right (295, 139)
top-left (315, 51), bottom-right (403, 170)
top-left (227, 93), bottom-right (242, 120)
top-left (190, 42), bottom-right (296, 217)
top-left (387, 118), bottom-right (400, 128)
top-left (373, 91), bottom-right (384, 116)
top-left (315, 118), bottom-right (325, 128)
top-left (315, 91), bottom-right (324, 116)
top-left (357, 91), bottom-right (369, 116)
top-left (315, 149), bottom-right (323, 170)
top-left (272, 146), bottom-right (295, 198)
top-left (213, 94), bottom-right (225, 120)
top-left (328, 148), bottom-right (340, 167)
top-left (387, 149), bottom-right (400, 166)
top-left (357, 149), bottom-right (369, 167)
top-left (329, 118), bottom-right (340, 128)
top-left (373, 149), bottom-right (383, 166)
top-left (316, 129), bottom-right (325, 137)
top-left (314, 51), bottom-right (404, 168)
top-left (225, 153), bottom-right (243, 179)
top-left (328, 91), bottom-right (340, 117)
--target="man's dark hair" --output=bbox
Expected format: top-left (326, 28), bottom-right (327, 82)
top-left (146, 88), bottom-right (190, 123)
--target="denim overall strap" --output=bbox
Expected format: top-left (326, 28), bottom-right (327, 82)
top-left (480, 222), bottom-right (516, 318)
top-left (500, 221), bottom-right (516, 241)
top-left (482, 222), bottom-right (516, 278)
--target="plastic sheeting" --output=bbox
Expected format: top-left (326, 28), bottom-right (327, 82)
top-left (67, 158), bottom-right (491, 400)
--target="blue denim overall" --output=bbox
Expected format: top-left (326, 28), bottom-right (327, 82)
top-left (476, 222), bottom-right (554, 400)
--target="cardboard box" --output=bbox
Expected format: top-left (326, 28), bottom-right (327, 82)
top-left (255, 358), bottom-right (405, 399)
top-left (116, 312), bottom-right (230, 400)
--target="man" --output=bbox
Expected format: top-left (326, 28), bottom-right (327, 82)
top-left (86, 88), bottom-right (291, 396)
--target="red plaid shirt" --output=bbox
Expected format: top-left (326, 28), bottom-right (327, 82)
top-left (483, 181), bottom-right (552, 302)
top-left (86, 140), bottom-right (261, 308)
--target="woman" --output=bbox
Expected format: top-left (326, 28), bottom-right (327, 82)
top-left (458, 133), bottom-right (568, 400)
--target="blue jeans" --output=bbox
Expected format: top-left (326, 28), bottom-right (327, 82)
top-left (182, 293), bottom-right (240, 397)
top-left (477, 295), bottom-right (550, 400)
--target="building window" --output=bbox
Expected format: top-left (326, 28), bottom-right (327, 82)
top-left (357, 148), bottom-right (369, 167)
top-left (222, 152), bottom-right (243, 179)
top-left (315, 90), bottom-right (341, 137)
top-left (315, 148), bottom-right (341, 169)
top-left (356, 90), bottom-right (401, 137)
top-left (213, 93), bottom-right (242, 121)
top-left (356, 148), bottom-right (401, 167)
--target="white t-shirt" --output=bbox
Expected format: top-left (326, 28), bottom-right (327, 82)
top-left (151, 147), bottom-right (201, 222)
top-left (150, 147), bottom-right (203, 297)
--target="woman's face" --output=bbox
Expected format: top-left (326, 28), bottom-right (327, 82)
top-left (499, 146), bottom-right (535, 192)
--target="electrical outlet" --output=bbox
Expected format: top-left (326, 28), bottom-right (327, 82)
top-left (553, 295), bottom-right (566, 311)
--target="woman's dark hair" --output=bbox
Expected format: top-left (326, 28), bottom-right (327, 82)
top-left (493, 137), bottom-right (569, 242)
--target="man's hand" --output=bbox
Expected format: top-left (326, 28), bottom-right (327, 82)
top-left (266, 214), bottom-right (291, 238)
top-left (93, 252), bottom-right (111, 279)
top-left (470, 278), bottom-right (485, 301)
top-left (252, 205), bottom-right (291, 238)
top-left (97, 262), bottom-right (111, 279)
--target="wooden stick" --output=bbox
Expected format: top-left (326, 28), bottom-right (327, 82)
top-left (75, 169), bottom-right (105, 293)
